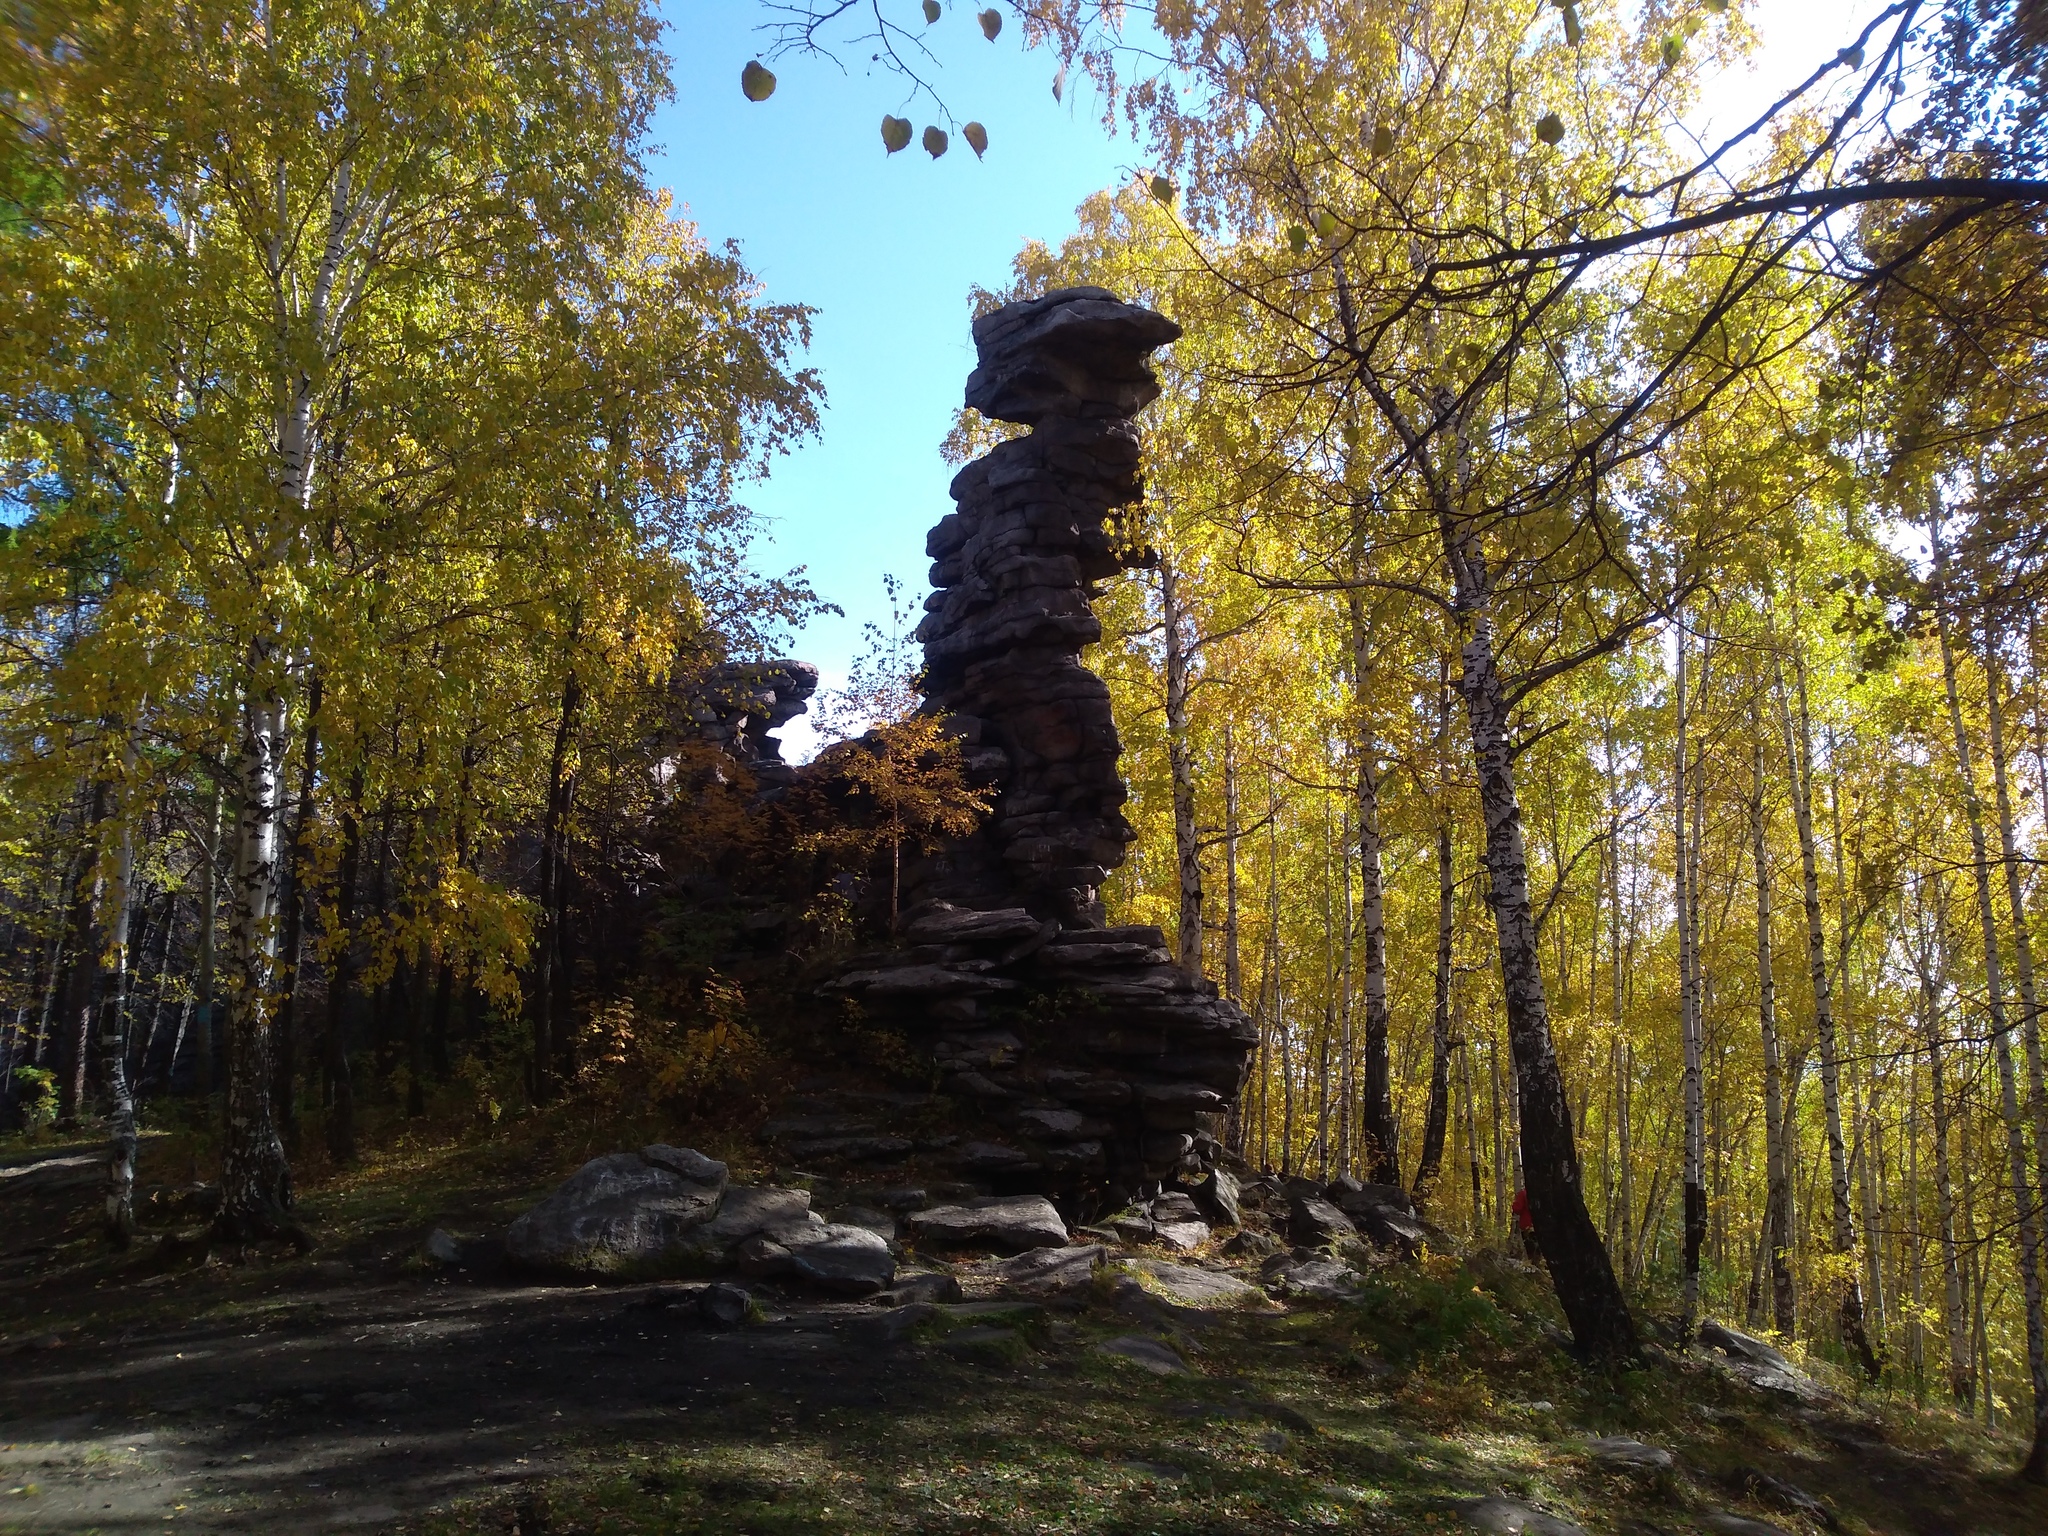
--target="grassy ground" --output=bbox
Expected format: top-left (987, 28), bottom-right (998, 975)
top-left (5, 1108), bottom-right (2046, 1536)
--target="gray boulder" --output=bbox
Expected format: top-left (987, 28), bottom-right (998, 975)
top-left (1457, 1497), bottom-right (1588, 1536)
top-left (979, 1243), bottom-right (1103, 1295)
top-left (1192, 1167), bottom-right (1241, 1226)
top-left (904, 1195), bottom-right (1068, 1251)
top-left (1125, 1258), bottom-right (1270, 1311)
top-left (744, 1221), bottom-right (895, 1295)
top-left (1266, 1257), bottom-right (1364, 1300)
top-left (504, 1147), bottom-right (728, 1278)
top-left (1289, 1195), bottom-right (1357, 1247)
top-left (1585, 1436), bottom-right (1674, 1472)
top-left (700, 1283), bottom-right (751, 1328)
top-left (1095, 1335), bottom-right (1189, 1375)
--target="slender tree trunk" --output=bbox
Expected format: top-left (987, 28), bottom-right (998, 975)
top-left (1414, 816), bottom-right (1455, 1209)
top-left (1987, 644), bottom-right (2048, 1478)
top-left (55, 785), bottom-right (106, 1126)
top-left (1933, 568), bottom-right (2048, 1473)
top-left (1348, 597), bottom-right (1398, 1185)
top-left (532, 669), bottom-right (581, 1103)
top-left (1676, 629), bottom-right (1707, 1341)
top-left (1457, 593), bottom-right (1637, 1357)
top-left (1223, 725), bottom-right (1243, 1006)
top-left (272, 670), bottom-right (320, 1154)
top-left (1777, 652), bottom-right (1878, 1376)
top-left (214, 659), bottom-right (305, 1246)
top-left (1161, 558), bottom-right (1203, 978)
top-left (97, 752), bottom-right (138, 1246)
top-left (193, 780), bottom-right (222, 1099)
top-left (1908, 1052), bottom-right (1927, 1401)
top-left (1754, 734), bottom-right (1796, 1337)
top-left (1460, 1005), bottom-right (1484, 1229)
top-left (324, 759), bottom-right (364, 1162)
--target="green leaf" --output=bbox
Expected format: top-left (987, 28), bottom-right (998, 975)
top-left (1286, 223), bottom-right (1310, 254)
top-left (881, 115), bottom-right (912, 154)
top-left (740, 60), bottom-right (776, 102)
top-left (923, 124), bottom-right (949, 158)
top-left (1370, 122), bottom-right (1395, 157)
top-left (1312, 208), bottom-right (1338, 239)
top-left (963, 121), bottom-right (988, 158)
top-left (978, 8), bottom-right (1001, 40)
top-left (1535, 112), bottom-right (1565, 146)
top-left (1705, 0), bottom-right (1729, 10)
top-left (923, 0), bottom-right (941, 22)
top-left (1148, 173), bottom-right (1176, 204)
top-left (1660, 34), bottom-right (1683, 67)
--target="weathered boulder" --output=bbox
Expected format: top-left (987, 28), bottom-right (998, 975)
top-left (700, 1283), bottom-right (752, 1328)
top-left (1266, 1257), bottom-right (1365, 1300)
top-left (1095, 1335), bottom-right (1190, 1375)
top-left (975, 1243), bottom-right (1103, 1295)
top-left (1585, 1436), bottom-right (1674, 1473)
top-left (904, 1195), bottom-right (1068, 1251)
top-left (1192, 1167), bottom-right (1241, 1227)
top-left (504, 1147), bottom-right (727, 1278)
top-left (1330, 1181), bottom-right (1431, 1253)
top-left (1124, 1258), bottom-right (1270, 1311)
top-left (1289, 1195), bottom-right (1357, 1248)
top-left (1457, 1497), bottom-right (1588, 1536)
top-left (738, 1221), bottom-right (895, 1295)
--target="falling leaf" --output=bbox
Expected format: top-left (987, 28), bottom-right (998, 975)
top-left (1535, 112), bottom-right (1565, 146)
top-left (923, 0), bottom-right (941, 21)
top-left (1562, 6), bottom-right (1582, 47)
top-left (1286, 223), bottom-right (1310, 254)
top-left (963, 121), bottom-right (988, 158)
top-left (1370, 122), bottom-right (1394, 157)
top-left (740, 60), bottom-right (776, 102)
top-left (923, 124), bottom-right (949, 157)
top-left (881, 115), bottom-right (912, 153)
top-left (1052, 62), bottom-right (1066, 102)
top-left (978, 8), bottom-right (1002, 40)
top-left (1312, 208), bottom-right (1339, 239)
top-left (1149, 173), bottom-right (1176, 203)
top-left (1705, 0), bottom-right (1729, 10)
top-left (1660, 33), bottom-right (1683, 67)
top-left (1838, 44), bottom-right (1865, 68)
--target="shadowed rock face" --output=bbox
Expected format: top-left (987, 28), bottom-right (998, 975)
top-left (914, 286), bottom-right (1183, 928)
top-left (684, 659), bottom-right (818, 791)
top-left (822, 289), bottom-right (1256, 1206)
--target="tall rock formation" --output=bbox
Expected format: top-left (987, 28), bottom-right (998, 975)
top-left (823, 288), bottom-right (1257, 1206)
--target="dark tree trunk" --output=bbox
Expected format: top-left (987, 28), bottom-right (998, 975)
top-left (532, 670), bottom-right (581, 1103)
top-left (323, 760), bottom-right (365, 1163)
top-left (272, 671), bottom-right (321, 1155)
top-left (1458, 598), bottom-right (1638, 1360)
top-left (1414, 817), bottom-right (1455, 1209)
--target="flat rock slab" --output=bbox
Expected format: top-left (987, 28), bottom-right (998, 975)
top-left (972, 1243), bottom-right (1103, 1296)
top-left (1267, 1257), bottom-right (1364, 1299)
top-left (1095, 1335), bottom-right (1190, 1375)
top-left (737, 1222), bottom-right (894, 1295)
top-left (1702, 1517), bottom-right (1791, 1536)
top-left (1457, 1496), bottom-right (1590, 1536)
top-left (904, 1195), bottom-right (1068, 1251)
top-left (1586, 1436), bottom-right (1675, 1471)
top-left (1125, 1258), bottom-right (1271, 1311)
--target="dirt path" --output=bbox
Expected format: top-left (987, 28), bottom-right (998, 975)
top-left (4, 1255), bottom-right (942, 1531)
top-left (7, 1143), bottom-right (2048, 1536)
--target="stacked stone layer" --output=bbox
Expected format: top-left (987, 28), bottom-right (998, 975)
top-left (827, 288), bottom-right (1257, 1203)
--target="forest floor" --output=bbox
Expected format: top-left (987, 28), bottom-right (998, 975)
top-left (3, 1132), bottom-right (2046, 1536)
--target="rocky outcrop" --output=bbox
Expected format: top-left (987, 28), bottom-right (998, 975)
top-left (682, 659), bottom-right (818, 791)
top-left (822, 289), bottom-right (1257, 1208)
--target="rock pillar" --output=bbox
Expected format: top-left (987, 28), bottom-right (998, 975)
top-left (820, 289), bottom-right (1257, 1206)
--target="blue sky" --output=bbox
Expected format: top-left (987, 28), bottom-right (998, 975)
top-left (650, 3), bottom-right (1144, 753)
top-left (648, 1), bottom-right (1877, 758)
